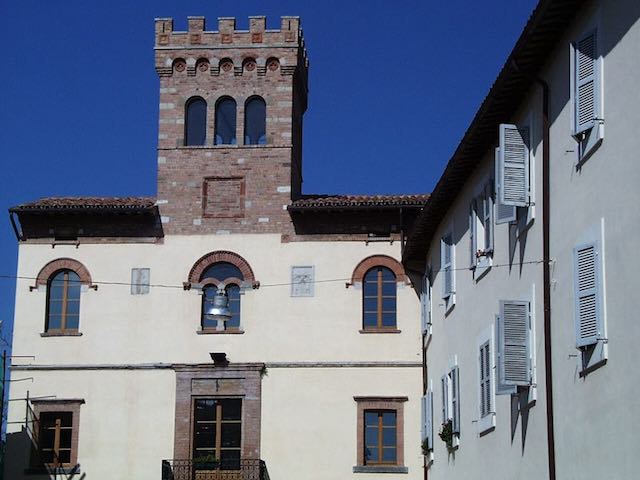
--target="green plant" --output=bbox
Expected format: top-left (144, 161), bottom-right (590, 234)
top-left (421, 437), bottom-right (431, 456)
top-left (193, 454), bottom-right (218, 470)
top-left (438, 419), bottom-right (453, 448)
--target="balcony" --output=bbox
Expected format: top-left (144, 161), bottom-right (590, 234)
top-left (162, 458), bottom-right (270, 480)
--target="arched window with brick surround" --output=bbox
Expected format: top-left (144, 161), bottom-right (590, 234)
top-left (349, 255), bottom-right (408, 333)
top-left (185, 96), bottom-right (207, 146)
top-left (244, 96), bottom-right (266, 145)
top-left (34, 258), bottom-right (94, 335)
top-left (187, 251), bottom-right (258, 333)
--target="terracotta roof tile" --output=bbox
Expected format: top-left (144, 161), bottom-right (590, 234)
top-left (289, 194), bottom-right (430, 209)
top-left (10, 196), bottom-right (156, 212)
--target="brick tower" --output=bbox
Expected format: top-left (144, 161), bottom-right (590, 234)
top-left (154, 16), bottom-right (308, 234)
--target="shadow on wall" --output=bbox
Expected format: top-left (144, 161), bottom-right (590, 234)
top-left (510, 388), bottom-right (535, 454)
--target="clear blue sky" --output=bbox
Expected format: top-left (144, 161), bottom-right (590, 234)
top-left (0, 0), bottom-right (537, 342)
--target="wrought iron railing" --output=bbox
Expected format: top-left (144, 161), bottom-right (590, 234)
top-left (162, 458), bottom-right (269, 480)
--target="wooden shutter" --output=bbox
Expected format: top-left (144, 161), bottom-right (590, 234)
top-left (469, 201), bottom-right (477, 268)
top-left (574, 243), bottom-right (602, 347)
top-left (498, 301), bottom-right (531, 386)
top-left (495, 147), bottom-right (517, 224)
top-left (479, 341), bottom-right (492, 417)
top-left (441, 235), bottom-right (453, 299)
top-left (441, 374), bottom-right (448, 423)
top-left (451, 366), bottom-right (460, 434)
top-left (574, 31), bottom-right (598, 134)
top-left (499, 124), bottom-right (529, 207)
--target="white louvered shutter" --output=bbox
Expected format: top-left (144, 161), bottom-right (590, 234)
top-left (495, 314), bottom-right (517, 395)
top-left (421, 272), bottom-right (430, 335)
top-left (574, 243), bottom-right (602, 347)
top-left (451, 366), bottom-right (460, 434)
top-left (499, 124), bottom-right (530, 207)
top-left (498, 301), bottom-right (531, 386)
top-left (421, 394), bottom-right (427, 441)
top-left (426, 391), bottom-right (433, 451)
top-left (484, 184), bottom-right (494, 252)
top-left (469, 201), bottom-right (477, 268)
top-left (494, 147), bottom-right (517, 224)
top-left (479, 341), bottom-right (492, 417)
top-left (441, 235), bottom-right (453, 299)
top-left (574, 31), bottom-right (598, 134)
top-left (441, 375), bottom-right (448, 422)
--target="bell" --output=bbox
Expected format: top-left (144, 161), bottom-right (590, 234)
top-left (205, 289), bottom-right (232, 322)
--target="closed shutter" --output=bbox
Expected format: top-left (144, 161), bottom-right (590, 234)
top-left (574, 31), bottom-right (598, 134)
top-left (574, 243), bottom-right (602, 347)
top-left (469, 201), bottom-right (477, 268)
top-left (498, 300), bottom-right (531, 386)
top-left (499, 124), bottom-right (530, 207)
top-left (441, 374), bottom-right (448, 423)
top-left (451, 366), bottom-right (460, 434)
top-left (495, 147), bottom-right (517, 224)
top-left (479, 341), bottom-right (491, 417)
top-left (441, 235), bottom-right (453, 299)
top-left (131, 268), bottom-right (150, 295)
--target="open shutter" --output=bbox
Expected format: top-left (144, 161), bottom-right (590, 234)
top-left (441, 374), bottom-right (448, 423)
top-left (422, 391), bottom-right (433, 452)
top-left (484, 184), bottom-right (494, 252)
top-left (574, 31), bottom-right (598, 134)
top-left (451, 366), bottom-right (460, 434)
top-left (498, 301), bottom-right (531, 386)
top-left (495, 314), bottom-right (518, 395)
top-left (441, 235), bottom-right (453, 299)
top-left (495, 147), bottom-right (517, 224)
top-left (574, 243), bottom-right (602, 347)
top-left (499, 124), bottom-right (529, 207)
top-left (421, 271), bottom-right (431, 335)
top-left (469, 201), bottom-right (477, 268)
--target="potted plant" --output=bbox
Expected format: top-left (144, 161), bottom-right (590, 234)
top-left (193, 453), bottom-right (218, 471)
top-left (438, 419), bottom-right (454, 449)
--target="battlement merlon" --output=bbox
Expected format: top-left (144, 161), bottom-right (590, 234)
top-left (154, 16), bottom-right (306, 54)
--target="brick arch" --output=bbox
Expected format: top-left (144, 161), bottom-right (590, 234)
top-left (35, 258), bottom-right (93, 288)
top-left (187, 251), bottom-right (257, 287)
top-left (350, 255), bottom-right (408, 285)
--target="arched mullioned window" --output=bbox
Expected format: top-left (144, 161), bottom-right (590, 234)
top-left (215, 97), bottom-right (237, 145)
top-left (362, 266), bottom-right (397, 330)
top-left (46, 270), bottom-right (81, 333)
top-left (200, 262), bottom-right (243, 330)
top-left (185, 97), bottom-right (207, 146)
top-left (244, 96), bottom-right (266, 145)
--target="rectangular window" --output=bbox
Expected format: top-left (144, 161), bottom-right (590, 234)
top-left (441, 363), bottom-right (460, 447)
top-left (31, 399), bottom-right (83, 471)
top-left (440, 233), bottom-right (455, 310)
top-left (193, 398), bottom-right (242, 470)
top-left (131, 268), bottom-right (150, 295)
top-left (354, 397), bottom-right (407, 474)
top-left (469, 184), bottom-right (494, 276)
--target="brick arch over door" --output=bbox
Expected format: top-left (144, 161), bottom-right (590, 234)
top-left (350, 255), bottom-right (408, 285)
top-left (35, 258), bottom-right (93, 288)
top-left (187, 250), bottom-right (257, 287)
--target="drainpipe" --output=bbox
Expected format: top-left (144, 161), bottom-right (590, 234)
top-left (512, 60), bottom-right (555, 480)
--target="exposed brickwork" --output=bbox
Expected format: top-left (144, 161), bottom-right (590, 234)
top-left (187, 250), bottom-right (256, 285)
top-left (349, 254), bottom-right (408, 286)
top-left (155, 16), bottom-right (308, 235)
top-left (35, 258), bottom-right (93, 287)
top-left (172, 364), bottom-right (264, 460)
top-left (202, 177), bottom-right (245, 218)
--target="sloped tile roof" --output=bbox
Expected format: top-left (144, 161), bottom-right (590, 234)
top-left (289, 194), bottom-right (430, 210)
top-left (10, 197), bottom-right (156, 212)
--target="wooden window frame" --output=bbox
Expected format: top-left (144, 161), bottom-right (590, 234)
top-left (353, 397), bottom-right (407, 474)
top-left (361, 266), bottom-right (398, 333)
top-left (45, 270), bottom-right (81, 335)
top-left (31, 399), bottom-right (84, 471)
top-left (192, 397), bottom-right (242, 468)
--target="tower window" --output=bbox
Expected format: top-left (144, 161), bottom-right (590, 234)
top-left (244, 96), bottom-right (266, 145)
top-left (185, 97), bottom-right (207, 146)
top-left (215, 97), bottom-right (237, 145)
top-left (46, 270), bottom-right (81, 333)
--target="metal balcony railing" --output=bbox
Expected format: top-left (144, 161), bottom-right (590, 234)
top-left (161, 458), bottom-right (269, 480)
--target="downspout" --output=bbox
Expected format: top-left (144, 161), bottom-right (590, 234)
top-left (512, 60), bottom-right (555, 480)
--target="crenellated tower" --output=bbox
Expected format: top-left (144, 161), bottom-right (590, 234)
top-left (154, 16), bottom-right (309, 235)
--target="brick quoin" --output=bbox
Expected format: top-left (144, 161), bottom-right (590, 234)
top-left (155, 16), bottom-right (308, 236)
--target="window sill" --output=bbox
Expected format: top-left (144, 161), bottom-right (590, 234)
top-left (197, 329), bottom-right (245, 335)
top-left (353, 465), bottom-right (408, 474)
top-left (40, 331), bottom-right (82, 337)
top-left (359, 329), bottom-right (401, 334)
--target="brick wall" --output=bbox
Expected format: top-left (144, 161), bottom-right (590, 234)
top-left (155, 16), bottom-right (308, 235)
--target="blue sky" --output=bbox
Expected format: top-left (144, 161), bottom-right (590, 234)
top-left (0, 0), bottom-right (537, 342)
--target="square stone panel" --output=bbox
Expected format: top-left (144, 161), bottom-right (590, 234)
top-left (203, 177), bottom-right (245, 218)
